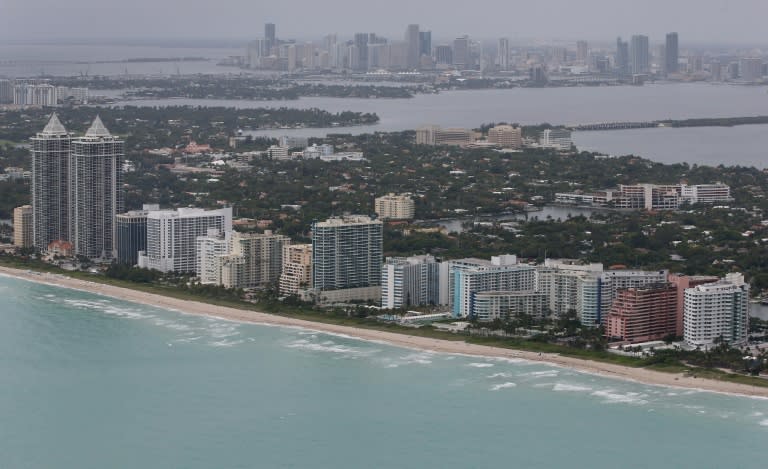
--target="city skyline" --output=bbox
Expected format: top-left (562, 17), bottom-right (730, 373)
top-left (3, 0), bottom-right (768, 45)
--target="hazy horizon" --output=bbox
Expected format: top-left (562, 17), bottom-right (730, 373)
top-left (3, 0), bottom-right (768, 46)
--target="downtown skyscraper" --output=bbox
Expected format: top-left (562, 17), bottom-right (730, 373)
top-left (70, 116), bottom-right (124, 259)
top-left (630, 35), bottom-right (650, 74)
top-left (405, 24), bottom-right (421, 69)
top-left (665, 32), bottom-right (679, 74)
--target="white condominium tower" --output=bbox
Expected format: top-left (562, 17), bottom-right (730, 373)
top-left (70, 116), bottom-right (124, 259)
top-left (684, 273), bottom-right (749, 348)
top-left (31, 113), bottom-right (71, 250)
top-left (311, 215), bottom-right (383, 291)
top-left (138, 207), bottom-right (233, 273)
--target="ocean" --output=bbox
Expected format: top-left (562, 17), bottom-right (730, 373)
top-left (1, 274), bottom-right (767, 468)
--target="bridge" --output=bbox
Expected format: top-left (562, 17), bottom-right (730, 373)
top-left (568, 121), bottom-right (661, 131)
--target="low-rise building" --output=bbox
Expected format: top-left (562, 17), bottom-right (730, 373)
top-left (416, 125), bottom-right (474, 146)
top-left (473, 290), bottom-right (548, 322)
top-left (539, 129), bottom-right (572, 150)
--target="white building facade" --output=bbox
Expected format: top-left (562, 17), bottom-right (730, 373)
top-left (138, 207), bottom-right (233, 273)
top-left (684, 273), bottom-right (749, 348)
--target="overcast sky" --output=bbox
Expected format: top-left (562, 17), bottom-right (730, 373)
top-left (2, 0), bottom-right (767, 45)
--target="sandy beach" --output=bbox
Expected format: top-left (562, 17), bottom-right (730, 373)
top-left (2, 265), bottom-right (767, 398)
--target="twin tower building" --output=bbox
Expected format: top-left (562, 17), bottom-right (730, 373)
top-left (31, 113), bottom-right (124, 259)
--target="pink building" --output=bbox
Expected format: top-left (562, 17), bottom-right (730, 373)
top-left (606, 284), bottom-right (678, 343)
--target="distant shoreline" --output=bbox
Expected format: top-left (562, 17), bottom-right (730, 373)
top-left (1, 264), bottom-right (767, 399)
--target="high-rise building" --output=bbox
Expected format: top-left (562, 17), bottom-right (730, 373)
top-left (615, 37), bottom-right (629, 76)
top-left (405, 24), bottom-right (420, 69)
top-left (375, 193), bottom-right (415, 220)
top-left (0, 79), bottom-right (12, 103)
top-left (138, 207), bottom-right (233, 273)
top-left (14, 83), bottom-right (58, 107)
top-left (487, 125), bottom-right (522, 148)
top-left (13, 205), bottom-right (33, 248)
top-left (497, 38), bottom-right (510, 70)
top-left (453, 36), bottom-right (469, 69)
top-left (197, 230), bottom-right (231, 285)
top-left (630, 35), bottom-right (649, 74)
top-left (665, 32), bottom-right (679, 74)
top-left (709, 60), bottom-right (722, 81)
top-left (668, 274), bottom-right (719, 336)
top-left (115, 204), bottom-right (160, 265)
top-left (684, 273), bottom-right (749, 348)
top-left (219, 231), bottom-right (291, 289)
top-left (419, 31), bottom-right (432, 58)
top-left (265, 23), bottom-right (276, 51)
top-left (739, 57), bottom-right (764, 82)
top-left (381, 255), bottom-right (447, 309)
top-left (536, 259), bottom-right (604, 325)
top-left (311, 215), bottom-right (383, 292)
top-left (279, 244), bottom-right (312, 296)
top-left (435, 45), bottom-right (453, 65)
top-left (606, 283), bottom-right (678, 343)
top-left (448, 255), bottom-right (536, 318)
top-left (354, 33), bottom-right (369, 70)
top-left (576, 40), bottom-right (589, 64)
top-left (31, 113), bottom-right (71, 251)
top-left (69, 116), bottom-right (124, 259)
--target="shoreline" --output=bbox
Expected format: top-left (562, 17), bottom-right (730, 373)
top-left (2, 265), bottom-right (767, 399)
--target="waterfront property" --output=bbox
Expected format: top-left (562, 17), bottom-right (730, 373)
top-left (684, 273), bottom-right (750, 348)
top-left (138, 207), bottom-right (233, 273)
top-left (381, 255), bottom-right (447, 309)
top-left (115, 205), bottom-right (161, 266)
top-left (309, 215), bottom-right (383, 303)
top-left (555, 183), bottom-right (732, 210)
top-left (12, 205), bottom-right (33, 249)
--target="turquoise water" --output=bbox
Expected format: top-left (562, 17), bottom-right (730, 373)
top-left (1, 275), bottom-right (767, 469)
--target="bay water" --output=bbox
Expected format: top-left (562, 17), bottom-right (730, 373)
top-left (1, 274), bottom-right (767, 468)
